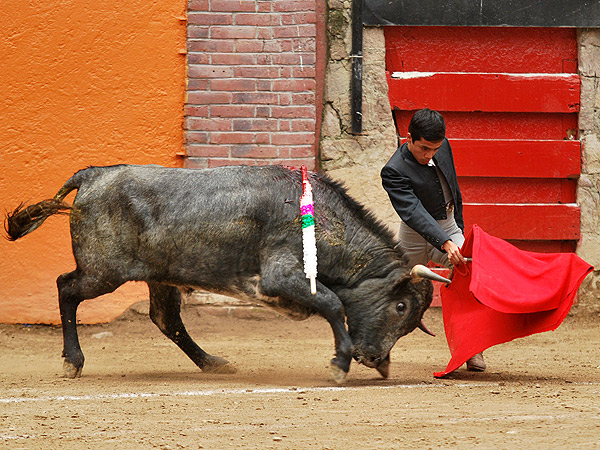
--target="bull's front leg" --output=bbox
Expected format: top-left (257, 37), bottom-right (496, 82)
top-left (259, 254), bottom-right (352, 384)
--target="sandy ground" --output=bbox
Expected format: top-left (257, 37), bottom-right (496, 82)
top-left (0, 304), bottom-right (599, 450)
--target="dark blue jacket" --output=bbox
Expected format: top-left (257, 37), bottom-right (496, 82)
top-left (381, 138), bottom-right (464, 251)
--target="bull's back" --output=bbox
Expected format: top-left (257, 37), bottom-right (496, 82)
top-left (70, 165), bottom-right (302, 286)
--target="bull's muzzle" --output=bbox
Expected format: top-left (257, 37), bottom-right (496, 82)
top-left (353, 354), bottom-right (382, 369)
top-left (352, 347), bottom-right (383, 368)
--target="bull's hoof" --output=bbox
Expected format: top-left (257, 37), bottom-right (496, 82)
top-left (329, 361), bottom-right (348, 384)
top-left (376, 358), bottom-right (390, 379)
top-left (63, 360), bottom-right (83, 378)
top-left (201, 355), bottom-right (237, 374)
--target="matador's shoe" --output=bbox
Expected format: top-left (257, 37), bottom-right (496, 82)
top-left (466, 352), bottom-right (486, 371)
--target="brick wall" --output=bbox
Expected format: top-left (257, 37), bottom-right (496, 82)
top-left (185, 0), bottom-right (323, 169)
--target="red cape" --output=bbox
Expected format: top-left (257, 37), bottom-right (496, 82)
top-left (434, 225), bottom-right (593, 378)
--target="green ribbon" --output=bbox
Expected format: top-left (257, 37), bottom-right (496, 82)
top-left (301, 214), bottom-right (314, 229)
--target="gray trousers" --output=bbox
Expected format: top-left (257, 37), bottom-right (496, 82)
top-left (398, 217), bottom-right (464, 269)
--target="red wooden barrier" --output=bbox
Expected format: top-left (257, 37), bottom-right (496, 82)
top-left (463, 204), bottom-right (580, 241)
top-left (387, 72), bottom-right (580, 113)
top-left (384, 27), bottom-right (577, 74)
top-left (459, 178), bottom-right (576, 204)
top-left (384, 27), bottom-right (581, 305)
top-left (451, 139), bottom-right (581, 178)
top-left (394, 111), bottom-right (578, 140)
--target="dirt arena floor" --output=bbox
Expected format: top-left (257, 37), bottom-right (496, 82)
top-left (0, 303), bottom-right (599, 450)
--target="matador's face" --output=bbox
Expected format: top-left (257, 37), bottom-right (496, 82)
top-left (407, 134), bottom-right (444, 165)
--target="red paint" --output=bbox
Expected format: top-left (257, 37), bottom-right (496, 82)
top-left (385, 26), bottom-right (581, 260)
top-left (459, 178), bottom-right (576, 204)
top-left (394, 111), bottom-right (578, 140)
top-left (452, 139), bottom-right (580, 178)
top-left (314, 0), bottom-right (327, 171)
top-left (463, 204), bottom-right (580, 240)
top-left (387, 72), bottom-right (580, 113)
top-left (384, 26), bottom-right (577, 73)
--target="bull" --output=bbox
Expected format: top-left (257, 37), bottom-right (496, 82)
top-left (5, 164), bottom-right (448, 383)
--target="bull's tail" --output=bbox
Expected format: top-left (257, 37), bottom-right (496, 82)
top-left (4, 167), bottom-right (99, 241)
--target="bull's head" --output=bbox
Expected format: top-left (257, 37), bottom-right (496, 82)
top-left (344, 265), bottom-right (450, 377)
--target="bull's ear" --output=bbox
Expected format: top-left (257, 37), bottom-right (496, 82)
top-left (410, 264), bottom-right (451, 284)
top-left (391, 275), bottom-right (411, 294)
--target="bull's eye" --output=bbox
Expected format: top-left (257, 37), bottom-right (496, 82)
top-left (396, 302), bottom-right (406, 315)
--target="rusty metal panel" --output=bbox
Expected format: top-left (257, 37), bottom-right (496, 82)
top-left (364, 0), bottom-right (600, 27)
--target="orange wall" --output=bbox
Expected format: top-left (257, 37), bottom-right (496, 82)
top-left (0, 0), bottom-right (187, 324)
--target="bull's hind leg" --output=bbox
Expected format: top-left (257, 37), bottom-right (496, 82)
top-left (147, 282), bottom-right (236, 374)
top-left (57, 270), bottom-right (122, 378)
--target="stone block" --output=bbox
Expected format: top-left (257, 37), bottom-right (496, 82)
top-left (328, 0), bottom-right (346, 10)
top-left (327, 8), bottom-right (351, 60)
top-left (577, 233), bottom-right (600, 269)
top-left (578, 77), bottom-right (600, 133)
top-left (324, 59), bottom-right (351, 106)
top-left (320, 103), bottom-right (342, 137)
top-left (577, 181), bottom-right (600, 233)
top-left (579, 30), bottom-right (600, 77)
top-left (320, 138), bottom-right (361, 169)
top-left (581, 134), bottom-right (600, 174)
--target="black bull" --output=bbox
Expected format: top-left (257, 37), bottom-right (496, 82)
top-left (5, 164), bottom-right (447, 383)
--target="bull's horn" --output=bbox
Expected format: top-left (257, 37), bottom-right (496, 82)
top-left (418, 320), bottom-right (436, 337)
top-left (410, 264), bottom-right (451, 284)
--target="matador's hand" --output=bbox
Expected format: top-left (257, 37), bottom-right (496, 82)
top-left (442, 240), bottom-right (466, 266)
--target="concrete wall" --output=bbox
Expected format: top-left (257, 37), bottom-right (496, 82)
top-left (320, 1), bottom-right (399, 231)
top-left (575, 29), bottom-right (600, 315)
top-left (0, 0), bottom-right (187, 324)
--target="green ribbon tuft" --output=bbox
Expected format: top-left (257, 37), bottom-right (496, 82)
top-left (301, 214), bottom-right (314, 228)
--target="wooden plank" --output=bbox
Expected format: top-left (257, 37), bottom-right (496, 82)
top-left (430, 269), bottom-right (449, 307)
top-left (393, 110), bottom-right (578, 140)
top-left (506, 240), bottom-right (577, 253)
top-left (387, 72), bottom-right (580, 113)
top-left (452, 139), bottom-right (581, 178)
top-left (384, 27), bottom-right (577, 74)
top-left (463, 204), bottom-right (580, 240)
top-left (459, 178), bottom-right (577, 204)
